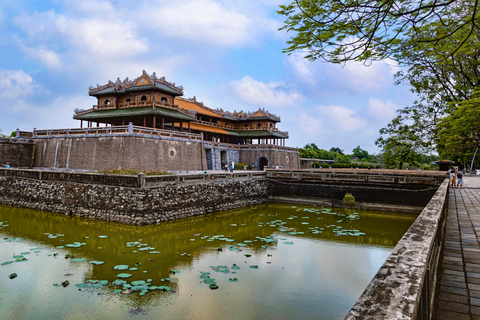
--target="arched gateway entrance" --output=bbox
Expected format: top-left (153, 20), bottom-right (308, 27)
top-left (256, 155), bottom-right (270, 170)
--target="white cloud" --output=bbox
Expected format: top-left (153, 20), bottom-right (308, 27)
top-left (321, 105), bottom-right (366, 131)
top-left (0, 70), bottom-right (36, 99)
top-left (137, 0), bottom-right (281, 47)
top-left (368, 98), bottom-right (398, 120)
top-left (21, 46), bottom-right (61, 68)
top-left (56, 18), bottom-right (147, 56)
top-left (294, 112), bottom-right (325, 135)
top-left (230, 75), bottom-right (302, 107)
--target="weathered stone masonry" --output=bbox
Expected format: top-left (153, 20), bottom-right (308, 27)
top-left (0, 177), bottom-right (268, 225)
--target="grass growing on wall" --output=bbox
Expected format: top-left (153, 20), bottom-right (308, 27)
top-left (96, 169), bottom-right (171, 176)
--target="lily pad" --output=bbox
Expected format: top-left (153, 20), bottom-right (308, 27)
top-left (203, 278), bottom-right (216, 284)
top-left (70, 258), bottom-right (86, 262)
top-left (131, 280), bottom-right (146, 286)
top-left (114, 265), bottom-right (129, 270)
top-left (249, 265), bottom-right (259, 269)
top-left (1, 261), bottom-right (14, 266)
top-left (112, 279), bottom-right (127, 285)
top-left (98, 235), bottom-right (108, 238)
top-left (209, 284), bottom-right (219, 290)
top-left (170, 270), bottom-right (180, 274)
top-left (283, 241), bottom-right (294, 245)
top-left (89, 260), bottom-right (104, 265)
top-left (117, 273), bottom-right (133, 278)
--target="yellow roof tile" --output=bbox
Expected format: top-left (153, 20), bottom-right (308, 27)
top-left (176, 99), bottom-right (220, 118)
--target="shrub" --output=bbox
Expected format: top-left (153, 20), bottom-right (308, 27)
top-left (310, 162), bottom-right (321, 168)
top-left (234, 163), bottom-right (251, 170)
top-left (96, 169), bottom-right (171, 176)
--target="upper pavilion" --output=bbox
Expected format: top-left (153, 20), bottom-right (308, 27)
top-left (74, 71), bottom-right (289, 145)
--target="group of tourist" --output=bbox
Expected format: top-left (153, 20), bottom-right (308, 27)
top-left (450, 168), bottom-right (464, 188)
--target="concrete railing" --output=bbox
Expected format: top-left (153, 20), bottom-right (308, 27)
top-left (0, 168), bottom-right (265, 188)
top-left (266, 169), bottom-right (446, 186)
top-left (345, 179), bottom-right (449, 320)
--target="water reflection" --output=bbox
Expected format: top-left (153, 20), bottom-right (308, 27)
top-left (0, 204), bottom-right (416, 320)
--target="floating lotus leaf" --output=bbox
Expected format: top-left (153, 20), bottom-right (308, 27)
top-left (231, 266), bottom-right (240, 270)
top-left (131, 280), bottom-right (146, 286)
top-left (170, 270), bottom-right (180, 274)
top-left (129, 267), bottom-right (138, 271)
top-left (283, 241), bottom-right (294, 245)
top-left (117, 273), bottom-right (133, 278)
top-left (147, 279), bottom-right (152, 282)
top-left (53, 283), bottom-right (61, 287)
top-left (301, 222), bottom-right (309, 225)
top-left (297, 232), bottom-right (304, 234)
top-left (70, 258), bottom-right (86, 262)
top-left (65, 244), bottom-right (81, 248)
top-left (158, 286), bottom-right (171, 291)
top-left (20, 252), bottom-right (30, 255)
top-left (149, 251), bottom-right (160, 254)
top-left (89, 260), bottom-right (104, 265)
top-left (203, 278), bottom-right (216, 284)
top-left (143, 271), bottom-right (148, 273)
top-left (114, 265), bottom-right (129, 270)
top-left (229, 278), bottom-right (239, 282)
top-left (98, 235), bottom-right (108, 238)
top-left (131, 285), bottom-right (149, 291)
top-left (149, 286), bottom-right (158, 290)
top-left (15, 258), bottom-right (28, 262)
top-left (113, 289), bottom-right (122, 294)
top-left (236, 243), bottom-right (247, 247)
top-left (75, 283), bottom-right (86, 288)
top-left (98, 247), bottom-right (103, 249)
top-left (209, 284), bottom-right (219, 290)
top-left (139, 291), bottom-right (147, 296)
top-left (30, 247), bottom-right (41, 250)
top-left (244, 254), bottom-right (251, 257)
top-left (1, 261), bottom-right (14, 266)
top-left (123, 284), bottom-right (132, 289)
top-left (113, 279), bottom-right (127, 285)
top-left (249, 265), bottom-right (259, 269)
top-left (190, 239), bottom-right (196, 241)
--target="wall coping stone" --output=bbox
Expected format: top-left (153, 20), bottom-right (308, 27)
top-left (345, 178), bottom-right (449, 319)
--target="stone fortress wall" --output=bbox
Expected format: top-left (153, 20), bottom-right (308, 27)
top-left (1, 135), bottom-right (300, 172)
top-left (0, 138), bottom-right (35, 167)
top-left (0, 173), bottom-right (268, 225)
top-left (33, 135), bottom-right (208, 171)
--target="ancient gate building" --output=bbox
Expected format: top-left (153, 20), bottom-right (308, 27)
top-left (15, 71), bottom-right (299, 171)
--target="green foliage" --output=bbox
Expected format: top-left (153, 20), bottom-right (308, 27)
top-left (329, 147), bottom-right (343, 155)
top-left (310, 162), bottom-right (321, 168)
top-left (436, 89), bottom-right (480, 165)
top-left (96, 169), bottom-right (171, 176)
top-left (234, 163), bottom-right (251, 170)
top-left (278, 1), bottom-right (480, 64)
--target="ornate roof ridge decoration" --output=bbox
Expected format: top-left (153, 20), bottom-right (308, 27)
top-left (88, 70), bottom-right (184, 94)
top-left (177, 96), bottom-right (223, 117)
top-left (214, 107), bottom-right (281, 121)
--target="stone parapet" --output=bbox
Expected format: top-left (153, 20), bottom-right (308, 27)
top-left (345, 179), bottom-right (449, 319)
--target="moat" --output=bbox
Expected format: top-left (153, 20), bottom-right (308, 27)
top-left (0, 203), bottom-right (416, 319)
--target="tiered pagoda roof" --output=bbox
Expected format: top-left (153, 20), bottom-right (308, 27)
top-left (88, 70), bottom-right (184, 97)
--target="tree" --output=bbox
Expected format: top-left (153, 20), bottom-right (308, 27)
top-left (278, 0), bottom-right (480, 64)
top-left (436, 89), bottom-right (480, 164)
top-left (329, 147), bottom-right (343, 155)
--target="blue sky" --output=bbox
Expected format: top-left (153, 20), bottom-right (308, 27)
top-left (0, 0), bottom-right (415, 153)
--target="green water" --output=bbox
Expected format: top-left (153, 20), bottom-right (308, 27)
top-left (0, 203), bottom-right (416, 320)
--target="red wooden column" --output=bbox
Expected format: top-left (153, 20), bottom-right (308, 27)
top-left (153, 115), bottom-right (156, 129)
top-left (161, 117), bottom-right (164, 129)
top-left (188, 122), bottom-right (191, 133)
top-left (144, 116), bottom-right (146, 127)
top-left (80, 120), bottom-right (83, 128)
top-left (180, 121), bottom-right (184, 132)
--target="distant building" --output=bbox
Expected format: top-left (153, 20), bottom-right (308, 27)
top-left (74, 71), bottom-right (288, 146)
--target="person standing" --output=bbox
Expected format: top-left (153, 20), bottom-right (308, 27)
top-left (451, 170), bottom-right (457, 188)
top-left (457, 169), bottom-right (464, 188)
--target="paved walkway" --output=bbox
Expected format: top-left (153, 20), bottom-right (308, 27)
top-left (435, 177), bottom-right (480, 319)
